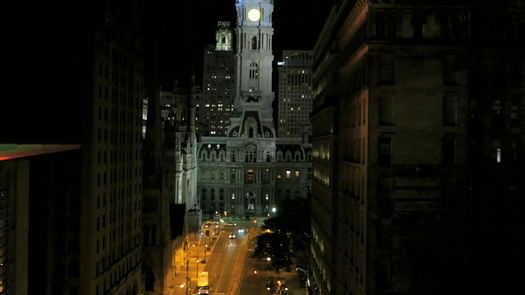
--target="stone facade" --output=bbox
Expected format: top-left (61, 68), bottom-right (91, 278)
top-left (197, 0), bottom-right (312, 218)
top-left (161, 87), bottom-right (199, 209)
top-left (309, 0), bottom-right (523, 294)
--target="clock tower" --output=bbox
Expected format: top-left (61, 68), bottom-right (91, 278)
top-left (197, 0), bottom-right (311, 219)
top-left (228, 0), bottom-right (275, 140)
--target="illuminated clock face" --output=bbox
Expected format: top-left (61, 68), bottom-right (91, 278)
top-left (247, 8), bottom-right (261, 21)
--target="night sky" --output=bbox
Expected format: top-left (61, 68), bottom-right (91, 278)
top-left (159, 0), bottom-right (333, 87)
top-left (1, 0), bottom-right (332, 142)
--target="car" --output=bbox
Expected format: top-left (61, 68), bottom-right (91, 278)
top-left (265, 279), bottom-right (275, 292)
top-left (237, 227), bottom-right (244, 233)
top-left (228, 233), bottom-right (236, 239)
top-left (276, 278), bottom-right (288, 293)
top-left (197, 286), bottom-right (210, 294)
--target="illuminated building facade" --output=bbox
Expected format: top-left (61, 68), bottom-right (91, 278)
top-left (278, 50), bottom-right (314, 138)
top-left (199, 22), bottom-right (236, 137)
top-left (197, 0), bottom-right (312, 218)
top-left (160, 87), bottom-right (199, 208)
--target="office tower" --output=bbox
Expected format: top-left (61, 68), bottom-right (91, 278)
top-left (4, 1), bottom-right (149, 294)
top-left (311, 1), bottom-right (525, 294)
top-left (199, 22), bottom-right (236, 137)
top-left (311, 1), bottom-right (473, 294)
top-left (278, 50), bottom-right (314, 138)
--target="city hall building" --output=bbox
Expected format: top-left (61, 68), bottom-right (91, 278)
top-left (197, 0), bottom-right (312, 218)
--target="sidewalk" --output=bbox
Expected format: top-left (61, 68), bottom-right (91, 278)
top-left (169, 232), bottom-right (220, 295)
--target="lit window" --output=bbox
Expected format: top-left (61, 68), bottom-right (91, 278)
top-left (286, 170), bottom-right (291, 179)
top-left (295, 170), bottom-right (300, 177)
top-left (497, 148), bottom-right (502, 163)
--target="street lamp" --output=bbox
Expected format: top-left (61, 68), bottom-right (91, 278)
top-left (196, 258), bottom-right (200, 276)
top-left (296, 267), bottom-right (311, 289)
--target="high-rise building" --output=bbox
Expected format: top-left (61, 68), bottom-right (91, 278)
top-left (199, 22), bottom-right (236, 137)
top-left (278, 50), bottom-right (314, 138)
top-left (3, 1), bottom-right (153, 294)
top-left (310, 1), bottom-right (524, 295)
top-left (197, 0), bottom-right (312, 218)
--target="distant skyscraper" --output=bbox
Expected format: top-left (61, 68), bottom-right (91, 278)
top-left (199, 22), bottom-right (236, 137)
top-left (278, 50), bottom-right (313, 138)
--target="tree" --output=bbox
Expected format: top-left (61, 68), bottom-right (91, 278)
top-left (252, 232), bottom-right (292, 272)
top-left (253, 197), bottom-right (311, 272)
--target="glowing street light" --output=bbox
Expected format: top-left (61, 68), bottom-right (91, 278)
top-left (272, 207), bottom-right (277, 213)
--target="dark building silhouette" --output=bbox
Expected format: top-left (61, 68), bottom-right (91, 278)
top-left (311, 1), bottom-right (524, 294)
top-left (2, 0), bottom-right (174, 294)
top-left (0, 145), bottom-right (81, 294)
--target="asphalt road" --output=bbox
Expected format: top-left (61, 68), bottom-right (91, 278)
top-left (202, 222), bottom-right (251, 294)
top-left (179, 219), bottom-right (304, 295)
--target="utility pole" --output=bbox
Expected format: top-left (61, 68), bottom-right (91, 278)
top-left (196, 249), bottom-right (199, 276)
top-left (186, 239), bottom-right (189, 295)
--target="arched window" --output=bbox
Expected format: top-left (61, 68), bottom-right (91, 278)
top-left (251, 36), bottom-right (258, 49)
top-left (246, 169), bottom-right (255, 184)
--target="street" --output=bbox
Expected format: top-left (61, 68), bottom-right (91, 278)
top-left (170, 219), bottom-right (306, 295)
